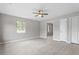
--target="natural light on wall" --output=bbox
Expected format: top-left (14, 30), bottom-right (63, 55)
top-left (16, 20), bottom-right (26, 33)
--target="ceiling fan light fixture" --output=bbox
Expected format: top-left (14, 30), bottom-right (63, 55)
top-left (38, 15), bottom-right (42, 16)
top-left (33, 8), bottom-right (48, 17)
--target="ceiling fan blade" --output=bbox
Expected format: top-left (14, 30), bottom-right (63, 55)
top-left (42, 13), bottom-right (48, 15)
top-left (35, 14), bottom-right (38, 17)
top-left (33, 12), bottom-right (40, 14)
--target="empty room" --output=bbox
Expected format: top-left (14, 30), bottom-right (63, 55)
top-left (0, 3), bottom-right (79, 55)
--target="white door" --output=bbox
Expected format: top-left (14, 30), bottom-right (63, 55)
top-left (60, 19), bottom-right (67, 42)
top-left (77, 16), bottom-right (79, 43)
top-left (71, 16), bottom-right (79, 44)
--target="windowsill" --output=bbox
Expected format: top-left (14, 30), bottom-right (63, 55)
top-left (16, 31), bottom-right (26, 33)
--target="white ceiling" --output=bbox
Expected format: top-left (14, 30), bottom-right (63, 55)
top-left (0, 3), bottom-right (79, 21)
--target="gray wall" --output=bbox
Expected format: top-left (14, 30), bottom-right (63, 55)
top-left (40, 19), bottom-right (67, 42)
top-left (40, 20), bottom-right (60, 41)
top-left (40, 21), bottom-right (47, 38)
top-left (53, 20), bottom-right (60, 41)
top-left (0, 14), bottom-right (40, 43)
top-left (40, 13), bottom-right (79, 44)
top-left (67, 17), bottom-right (72, 43)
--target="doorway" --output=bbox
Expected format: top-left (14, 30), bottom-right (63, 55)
top-left (47, 23), bottom-right (53, 36)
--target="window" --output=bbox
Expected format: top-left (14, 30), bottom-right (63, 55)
top-left (16, 20), bottom-right (26, 33)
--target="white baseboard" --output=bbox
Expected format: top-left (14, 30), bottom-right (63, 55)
top-left (53, 38), bottom-right (72, 44)
top-left (0, 36), bottom-right (40, 44)
top-left (65, 41), bottom-right (71, 44)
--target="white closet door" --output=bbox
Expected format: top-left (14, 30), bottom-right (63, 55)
top-left (77, 17), bottom-right (79, 43)
top-left (60, 19), bottom-right (67, 42)
top-left (72, 16), bottom-right (79, 43)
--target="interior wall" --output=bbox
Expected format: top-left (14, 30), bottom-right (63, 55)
top-left (40, 13), bottom-right (79, 44)
top-left (0, 13), bottom-right (40, 43)
top-left (53, 20), bottom-right (60, 41)
top-left (1, 12), bottom-right (79, 44)
top-left (40, 20), bottom-right (60, 40)
top-left (67, 17), bottom-right (72, 43)
top-left (40, 18), bottom-right (68, 42)
top-left (40, 21), bottom-right (47, 38)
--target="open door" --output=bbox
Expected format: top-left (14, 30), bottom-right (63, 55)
top-left (47, 23), bottom-right (53, 36)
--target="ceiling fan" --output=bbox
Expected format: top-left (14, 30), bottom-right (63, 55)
top-left (33, 9), bottom-right (48, 17)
